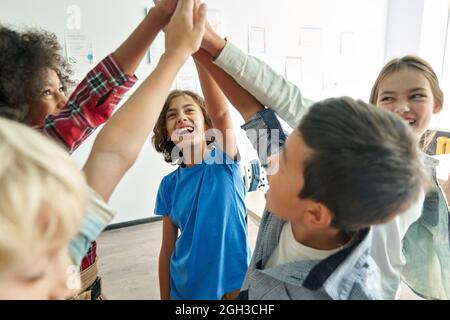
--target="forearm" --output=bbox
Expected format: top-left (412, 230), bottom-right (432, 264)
top-left (158, 250), bottom-right (172, 300)
top-left (210, 40), bottom-right (314, 128)
top-left (193, 49), bottom-right (263, 122)
top-left (193, 54), bottom-right (237, 158)
top-left (201, 27), bottom-right (226, 60)
top-left (84, 52), bottom-right (186, 201)
top-left (193, 54), bottom-right (229, 123)
top-left (113, 7), bottom-right (167, 76)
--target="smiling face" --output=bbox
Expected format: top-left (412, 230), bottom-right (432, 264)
top-left (375, 68), bottom-right (440, 137)
top-left (165, 94), bottom-right (209, 151)
top-left (27, 68), bottom-right (67, 127)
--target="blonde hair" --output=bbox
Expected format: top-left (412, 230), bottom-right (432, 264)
top-left (0, 118), bottom-right (87, 273)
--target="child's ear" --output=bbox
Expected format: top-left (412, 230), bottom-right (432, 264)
top-left (303, 201), bottom-right (333, 228)
top-left (433, 102), bottom-right (443, 114)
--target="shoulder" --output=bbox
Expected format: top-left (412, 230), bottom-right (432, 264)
top-left (158, 168), bottom-right (180, 188)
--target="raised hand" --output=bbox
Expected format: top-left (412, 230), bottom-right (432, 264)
top-left (152, 0), bottom-right (178, 25)
top-left (164, 0), bottom-right (207, 60)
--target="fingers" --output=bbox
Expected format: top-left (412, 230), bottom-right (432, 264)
top-left (194, 3), bottom-right (207, 32)
top-left (153, 0), bottom-right (160, 5)
top-left (174, 0), bottom-right (194, 16)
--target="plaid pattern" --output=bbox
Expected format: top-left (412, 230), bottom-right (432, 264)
top-left (36, 53), bottom-right (138, 154)
top-left (81, 241), bottom-right (97, 271)
top-left (36, 54), bottom-right (136, 273)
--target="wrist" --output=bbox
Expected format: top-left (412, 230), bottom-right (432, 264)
top-left (147, 6), bottom-right (170, 28)
top-left (202, 34), bottom-right (226, 59)
top-left (161, 50), bottom-right (189, 65)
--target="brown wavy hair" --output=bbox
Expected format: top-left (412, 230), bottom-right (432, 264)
top-left (370, 55), bottom-right (443, 151)
top-left (0, 25), bottom-right (74, 123)
top-left (152, 90), bottom-right (213, 164)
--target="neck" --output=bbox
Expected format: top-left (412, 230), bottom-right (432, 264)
top-left (182, 142), bottom-right (208, 167)
top-left (290, 220), bottom-right (350, 250)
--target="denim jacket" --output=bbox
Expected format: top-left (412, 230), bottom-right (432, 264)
top-left (402, 156), bottom-right (450, 299)
top-left (214, 40), bottom-right (450, 299)
top-left (239, 108), bottom-right (384, 299)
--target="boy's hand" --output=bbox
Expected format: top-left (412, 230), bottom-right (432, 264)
top-left (152, 0), bottom-right (178, 24)
top-left (164, 0), bottom-right (206, 60)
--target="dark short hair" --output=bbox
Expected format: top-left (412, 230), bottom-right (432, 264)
top-left (0, 25), bottom-right (74, 123)
top-left (152, 90), bottom-right (213, 164)
top-left (298, 97), bottom-right (430, 231)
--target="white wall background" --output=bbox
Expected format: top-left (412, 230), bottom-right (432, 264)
top-left (384, 0), bottom-right (450, 130)
top-left (1, 0), bottom-right (394, 224)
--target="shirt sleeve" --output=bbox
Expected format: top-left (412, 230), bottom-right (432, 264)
top-left (240, 108), bottom-right (288, 167)
top-left (69, 187), bottom-right (117, 266)
top-left (154, 177), bottom-right (170, 217)
top-left (37, 53), bottom-right (138, 154)
top-left (370, 190), bottom-right (425, 299)
top-left (213, 40), bottom-right (314, 128)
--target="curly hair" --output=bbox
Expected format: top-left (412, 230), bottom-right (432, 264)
top-left (0, 25), bottom-right (74, 123)
top-left (152, 90), bottom-right (213, 164)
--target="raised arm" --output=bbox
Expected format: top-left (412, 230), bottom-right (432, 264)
top-left (193, 54), bottom-right (237, 159)
top-left (113, 0), bottom-right (178, 76)
top-left (193, 49), bottom-right (264, 123)
top-left (193, 49), bottom-right (287, 167)
top-left (201, 22), bottom-right (313, 128)
top-left (83, 0), bottom-right (206, 202)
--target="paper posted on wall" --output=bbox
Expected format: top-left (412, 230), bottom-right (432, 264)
top-left (248, 26), bottom-right (266, 54)
top-left (65, 30), bottom-right (94, 66)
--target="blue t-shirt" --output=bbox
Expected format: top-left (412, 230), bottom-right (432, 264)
top-left (154, 147), bottom-right (251, 300)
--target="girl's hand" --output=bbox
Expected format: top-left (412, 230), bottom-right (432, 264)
top-left (164, 0), bottom-right (206, 60)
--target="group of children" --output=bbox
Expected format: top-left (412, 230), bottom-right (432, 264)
top-left (0, 0), bottom-right (449, 300)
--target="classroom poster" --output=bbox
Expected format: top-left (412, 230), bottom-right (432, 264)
top-left (285, 56), bottom-right (303, 86)
top-left (64, 30), bottom-right (94, 66)
top-left (248, 26), bottom-right (266, 54)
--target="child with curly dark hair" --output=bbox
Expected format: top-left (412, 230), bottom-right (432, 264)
top-left (0, 0), bottom-right (179, 299)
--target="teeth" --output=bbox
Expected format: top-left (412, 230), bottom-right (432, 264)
top-left (177, 127), bottom-right (194, 135)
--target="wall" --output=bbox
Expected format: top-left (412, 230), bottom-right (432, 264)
top-left (383, 0), bottom-right (450, 130)
top-left (0, 0), bottom-right (389, 224)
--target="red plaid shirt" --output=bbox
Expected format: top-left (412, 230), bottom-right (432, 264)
top-left (36, 54), bottom-right (137, 272)
top-left (36, 53), bottom-right (138, 153)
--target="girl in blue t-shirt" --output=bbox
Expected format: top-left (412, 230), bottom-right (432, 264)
top-left (152, 50), bottom-right (251, 300)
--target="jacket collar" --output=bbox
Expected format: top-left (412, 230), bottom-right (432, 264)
top-left (256, 226), bottom-right (375, 299)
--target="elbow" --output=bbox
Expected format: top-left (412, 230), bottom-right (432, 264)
top-left (115, 150), bottom-right (138, 172)
top-left (210, 110), bottom-right (230, 123)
